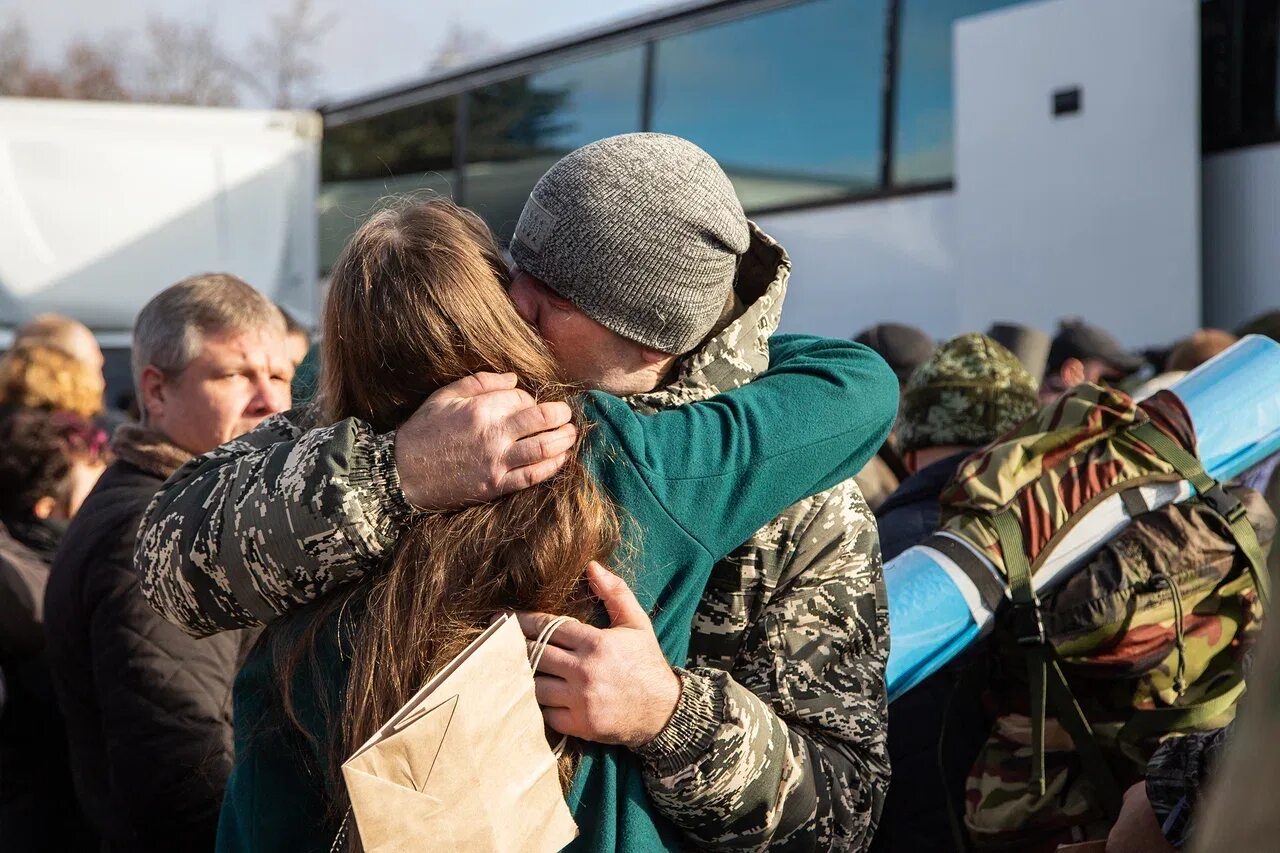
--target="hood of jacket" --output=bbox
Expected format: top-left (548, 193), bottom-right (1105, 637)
top-left (628, 222), bottom-right (790, 414)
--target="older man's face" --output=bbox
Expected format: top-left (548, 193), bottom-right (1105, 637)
top-left (146, 328), bottom-right (293, 456)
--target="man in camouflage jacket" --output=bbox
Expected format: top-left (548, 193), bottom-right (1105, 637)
top-left (137, 138), bottom-right (891, 851)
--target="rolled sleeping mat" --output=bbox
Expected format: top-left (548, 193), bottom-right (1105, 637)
top-left (886, 334), bottom-right (1280, 701)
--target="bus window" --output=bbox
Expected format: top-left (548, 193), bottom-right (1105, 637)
top-left (650, 0), bottom-right (887, 211)
top-left (319, 97), bottom-right (459, 270)
top-left (465, 47), bottom-right (645, 242)
top-left (892, 0), bottom-right (1025, 186)
top-left (1201, 0), bottom-right (1280, 152)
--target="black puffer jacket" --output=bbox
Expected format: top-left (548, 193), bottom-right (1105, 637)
top-left (44, 450), bottom-right (253, 853)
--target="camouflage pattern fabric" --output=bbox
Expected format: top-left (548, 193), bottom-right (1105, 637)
top-left (938, 385), bottom-right (1198, 573)
top-left (137, 413), bottom-right (411, 638)
top-left (937, 385), bottom-right (1273, 849)
top-left (137, 222), bottom-right (890, 851)
top-left (965, 493), bottom-right (1270, 848)
top-left (629, 225), bottom-right (889, 850)
top-left (897, 333), bottom-right (1039, 454)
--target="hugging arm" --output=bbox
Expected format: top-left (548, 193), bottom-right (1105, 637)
top-left (136, 373), bottom-right (577, 636)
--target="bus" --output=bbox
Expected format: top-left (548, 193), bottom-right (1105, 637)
top-left (316, 0), bottom-right (1279, 347)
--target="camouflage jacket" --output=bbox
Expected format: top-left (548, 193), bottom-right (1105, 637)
top-left (137, 224), bottom-right (890, 851)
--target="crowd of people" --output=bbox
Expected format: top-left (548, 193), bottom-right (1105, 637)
top-left (0, 131), bottom-right (1277, 853)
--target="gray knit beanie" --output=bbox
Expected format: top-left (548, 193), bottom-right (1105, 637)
top-left (509, 133), bottom-right (750, 354)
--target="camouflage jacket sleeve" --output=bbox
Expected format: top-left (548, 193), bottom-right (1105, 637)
top-left (136, 410), bottom-right (412, 637)
top-left (636, 479), bottom-right (891, 851)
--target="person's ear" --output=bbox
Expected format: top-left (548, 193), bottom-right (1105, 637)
top-left (1060, 358), bottom-right (1086, 390)
top-left (639, 345), bottom-right (674, 366)
top-left (31, 495), bottom-right (57, 521)
top-left (139, 365), bottom-right (168, 423)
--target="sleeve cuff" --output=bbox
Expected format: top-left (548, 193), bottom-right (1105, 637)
top-left (349, 428), bottom-right (415, 523)
top-left (636, 668), bottom-right (724, 777)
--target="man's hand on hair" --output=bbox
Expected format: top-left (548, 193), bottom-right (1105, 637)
top-left (514, 562), bottom-right (681, 750)
top-left (394, 372), bottom-right (577, 510)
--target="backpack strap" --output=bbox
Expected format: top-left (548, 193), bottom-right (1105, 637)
top-left (1129, 421), bottom-right (1272, 608)
top-left (1119, 671), bottom-right (1246, 743)
top-left (990, 510), bottom-right (1125, 817)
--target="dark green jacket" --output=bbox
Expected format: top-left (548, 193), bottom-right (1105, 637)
top-left (141, 335), bottom-right (897, 852)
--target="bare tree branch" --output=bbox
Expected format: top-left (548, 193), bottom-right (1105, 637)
top-left (62, 38), bottom-right (130, 101)
top-left (136, 16), bottom-right (240, 107)
top-left (0, 17), bottom-right (32, 96)
top-left (428, 21), bottom-right (503, 73)
top-left (245, 0), bottom-right (338, 109)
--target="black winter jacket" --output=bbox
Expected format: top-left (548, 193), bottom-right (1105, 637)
top-left (44, 459), bottom-right (252, 853)
top-left (0, 516), bottom-right (94, 852)
top-left (876, 452), bottom-right (968, 562)
top-left (872, 452), bottom-right (992, 853)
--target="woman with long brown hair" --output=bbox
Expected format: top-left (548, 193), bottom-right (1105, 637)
top-left (217, 197), bottom-right (896, 852)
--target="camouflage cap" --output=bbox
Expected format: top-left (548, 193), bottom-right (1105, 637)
top-left (898, 332), bottom-right (1039, 453)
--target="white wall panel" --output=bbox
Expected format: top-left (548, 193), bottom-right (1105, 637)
top-left (954, 0), bottom-right (1200, 347)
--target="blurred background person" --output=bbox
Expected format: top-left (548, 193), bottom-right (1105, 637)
top-left (871, 333), bottom-right (1040, 853)
top-left (1040, 319), bottom-right (1146, 404)
top-left (1166, 328), bottom-right (1238, 373)
top-left (280, 307), bottom-right (318, 405)
top-left (1134, 328), bottom-right (1238, 398)
top-left (0, 342), bottom-right (105, 421)
top-left (13, 315), bottom-right (105, 384)
top-left (278, 308), bottom-right (311, 370)
top-left (1237, 309), bottom-right (1280, 343)
top-left (0, 407), bottom-right (107, 852)
top-left (853, 322), bottom-right (936, 509)
top-left (43, 274), bottom-right (291, 853)
top-left (986, 321), bottom-right (1051, 385)
top-left (2, 314), bottom-right (108, 422)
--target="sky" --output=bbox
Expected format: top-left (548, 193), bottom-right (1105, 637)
top-left (6, 0), bottom-right (671, 104)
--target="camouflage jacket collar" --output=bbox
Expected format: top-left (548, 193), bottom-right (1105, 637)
top-left (627, 222), bottom-right (790, 415)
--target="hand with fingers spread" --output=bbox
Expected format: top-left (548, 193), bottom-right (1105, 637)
top-left (516, 562), bottom-right (681, 750)
top-left (394, 371), bottom-right (578, 511)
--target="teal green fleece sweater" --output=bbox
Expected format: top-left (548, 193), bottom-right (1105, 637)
top-left (217, 335), bottom-right (897, 852)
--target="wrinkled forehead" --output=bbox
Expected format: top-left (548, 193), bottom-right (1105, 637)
top-left (190, 325), bottom-right (287, 367)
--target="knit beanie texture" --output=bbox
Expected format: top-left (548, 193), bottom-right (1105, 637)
top-left (509, 133), bottom-right (750, 354)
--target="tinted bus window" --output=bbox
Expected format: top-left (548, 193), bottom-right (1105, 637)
top-left (1202, 0), bottom-right (1280, 152)
top-left (893, 0), bottom-right (1024, 185)
top-left (466, 48), bottom-right (645, 241)
top-left (319, 97), bottom-right (459, 270)
top-left (650, 0), bottom-right (888, 210)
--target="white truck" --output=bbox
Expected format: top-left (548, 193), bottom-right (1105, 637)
top-left (0, 97), bottom-right (320, 359)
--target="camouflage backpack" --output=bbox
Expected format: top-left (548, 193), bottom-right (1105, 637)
top-left (920, 384), bottom-right (1273, 849)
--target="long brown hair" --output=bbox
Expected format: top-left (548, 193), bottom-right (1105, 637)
top-left (278, 198), bottom-right (619, 834)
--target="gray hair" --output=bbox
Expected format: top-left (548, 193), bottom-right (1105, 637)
top-left (131, 273), bottom-right (286, 391)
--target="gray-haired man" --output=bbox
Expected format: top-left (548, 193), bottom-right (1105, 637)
top-left (138, 135), bottom-right (893, 850)
top-left (43, 274), bottom-right (295, 852)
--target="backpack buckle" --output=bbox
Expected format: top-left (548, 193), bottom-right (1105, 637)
top-left (1011, 601), bottom-right (1048, 647)
top-left (1201, 483), bottom-right (1246, 524)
